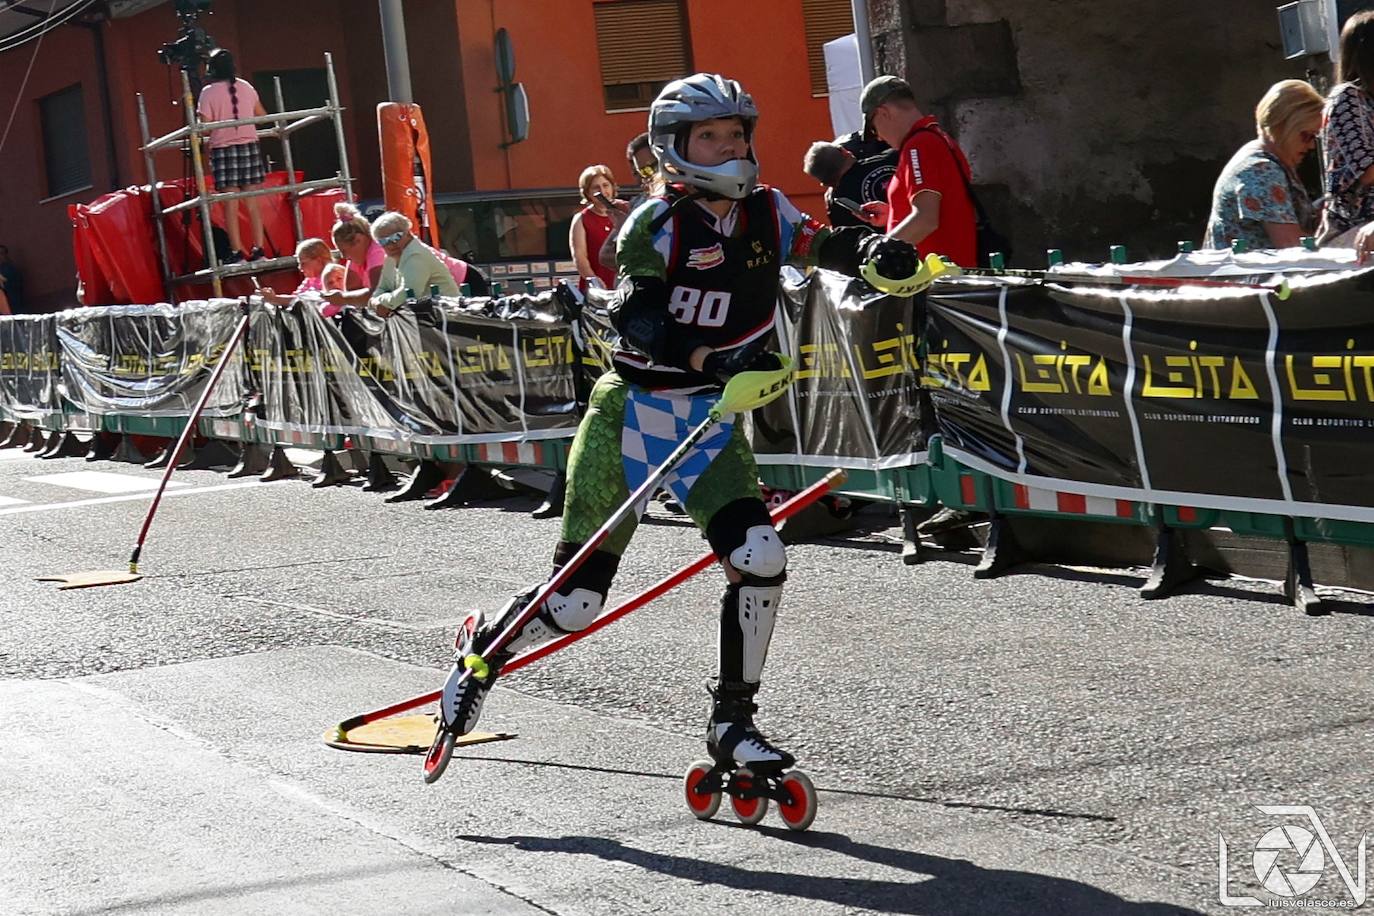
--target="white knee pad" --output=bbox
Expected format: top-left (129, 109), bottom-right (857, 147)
top-left (544, 587), bottom-right (604, 632)
top-left (728, 525), bottom-right (787, 578)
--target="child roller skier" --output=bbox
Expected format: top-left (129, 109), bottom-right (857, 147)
top-left (438, 73), bottom-right (924, 776)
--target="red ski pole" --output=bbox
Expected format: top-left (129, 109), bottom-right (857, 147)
top-left (128, 300), bottom-right (252, 574)
top-left (328, 468), bottom-right (846, 737)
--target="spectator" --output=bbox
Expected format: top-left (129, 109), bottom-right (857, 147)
top-left (0, 245), bottom-right (23, 313)
top-left (858, 75), bottom-right (979, 268)
top-left (834, 127), bottom-right (890, 161)
top-left (1320, 11), bottom-right (1374, 252)
top-left (331, 203), bottom-right (385, 291)
top-left (197, 49), bottom-right (268, 263)
top-left (570, 164), bottom-right (621, 291)
top-left (597, 132), bottom-right (658, 272)
top-left (1204, 80), bottom-right (1322, 251)
top-left (324, 202), bottom-right (388, 309)
top-left (427, 241), bottom-right (489, 296)
top-left (802, 140), bottom-right (897, 228)
top-left (367, 211), bottom-right (460, 317)
top-left (257, 238), bottom-right (347, 314)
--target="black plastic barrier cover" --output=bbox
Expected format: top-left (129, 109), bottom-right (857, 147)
top-left (332, 293), bottom-right (580, 440)
top-left (244, 299), bottom-right (394, 436)
top-left (924, 269), bottom-right (1374, 515)
top-left (0, 313), bottom-right (60, 418)
top-left (753, 269), bottom-right (923, 466)
top-left (56, 300), bottom-right (246, 417)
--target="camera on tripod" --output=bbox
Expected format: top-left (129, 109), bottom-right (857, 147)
top-left (155, 0), bottom-right (215, 78)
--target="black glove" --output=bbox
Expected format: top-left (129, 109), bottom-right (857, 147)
top-left (701, 343), bottom-right (783, 384)
top-left (859, 234), bottom-right (919, 283)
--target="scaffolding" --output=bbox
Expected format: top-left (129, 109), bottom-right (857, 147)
top-left (136, 52), bottom-right (354, 302)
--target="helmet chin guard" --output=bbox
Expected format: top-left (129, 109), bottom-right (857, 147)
top-left (661, 155), bottom-right (759, 200)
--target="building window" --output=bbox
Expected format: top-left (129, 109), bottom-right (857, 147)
top-left (593, 0), bottom-right (692, 112)
top-left (803, 0), bottom-right (855, 97)
top-left (251, 68), bottom-right (340, 181)
top-left (39, 84), bottom-right (91, 198)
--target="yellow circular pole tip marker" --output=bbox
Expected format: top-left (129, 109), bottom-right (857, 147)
top-left (464, 654), bottom-right (491, 681)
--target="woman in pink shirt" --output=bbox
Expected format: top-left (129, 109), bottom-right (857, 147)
top-left (197, 49), bottom-right (267, 263)
top-left (333, 202), bottom-right (386, 288)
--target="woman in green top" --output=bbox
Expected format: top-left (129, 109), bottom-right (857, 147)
top-left (366, 211), bottom-right (460, 317)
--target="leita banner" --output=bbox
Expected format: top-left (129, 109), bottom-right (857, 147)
top-left (56, 300), bottom-right (246, 417)
top-left (0, 314), bottom-right (60, 420)
top-left (335, 294), bottom-right (582, 443)
top-left (751, 268), bottom-right (924, 469)
top-left (923, 269), bottom-right (1374, 522)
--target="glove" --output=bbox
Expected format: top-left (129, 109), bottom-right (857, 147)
top-left (701, 343), bottom-right (783, 384)
top-left (859, 235), bottom-right (919, 287)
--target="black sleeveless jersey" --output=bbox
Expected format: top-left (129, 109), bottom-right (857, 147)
top-left (614, 185), bottom-right (783, 391)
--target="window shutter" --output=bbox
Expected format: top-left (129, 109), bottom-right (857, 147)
top-left (802, 0), bottom-right (855, 97)
top-left (39, 84), bottom-right (91, 198)
top-left (594, 0), bottom-right (690, 87)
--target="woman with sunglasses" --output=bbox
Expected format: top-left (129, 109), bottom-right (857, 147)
top-left (366, 211), bottom-right (460, 317)
top-left (1204, 79), bottom-right (1322, 251)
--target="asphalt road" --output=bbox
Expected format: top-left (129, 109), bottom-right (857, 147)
top-left (3, 446), bottom-right (1372, 915)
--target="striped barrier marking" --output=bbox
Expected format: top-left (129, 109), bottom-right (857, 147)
top-left (208, 419), bottom-right (241, 438)
top-left (477, 441), bottom-right (544, 466)
top-left (1012, 483), bottom-right (1134, 519)
top-left (959, 473), bottom-right (977, 506)
top-left (364, 437), bottom-right (410, 455)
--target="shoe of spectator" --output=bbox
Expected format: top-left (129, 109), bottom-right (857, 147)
top-left (221, 250), bottom-right (245, 266)
top-left (916, 506), bottom-right (979, 535)
top-left (248, 246), bottom-right (266, 261)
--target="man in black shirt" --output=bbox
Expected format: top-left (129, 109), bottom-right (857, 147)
top-left (802, 141), bottom-right (898, 228)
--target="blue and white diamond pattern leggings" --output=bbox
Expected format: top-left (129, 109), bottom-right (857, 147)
top-left (559, 371), bottom-right (763, 556)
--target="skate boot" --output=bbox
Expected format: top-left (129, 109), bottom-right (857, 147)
top-left (437, 609), bottom-right (508, 738)
top-left (437, 585), bottom-right (543, 737)
top-left (705, 680), bottom-right (795, 773)
top-left (683, 681), bottom-right (816, 830)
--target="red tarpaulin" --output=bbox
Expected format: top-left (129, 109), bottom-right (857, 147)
top-left (71, 174), bottom-right (346, 305)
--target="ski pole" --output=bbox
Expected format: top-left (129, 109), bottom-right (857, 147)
top-left (330, 467), bottom-right (844, 736)
top-left (437, 360), bottom-right (795, 700)
top-left (128, 299), bottom-right (252, 574)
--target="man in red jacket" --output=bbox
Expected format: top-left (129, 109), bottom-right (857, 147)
top-left (858, 76), bottom-right (978, 268)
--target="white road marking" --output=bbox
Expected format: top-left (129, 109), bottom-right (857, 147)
top-left (22, 471), bottom-right (189, 494)
top-left (0, 495), bottom-right (28, 507)
top-left (0, 481), bottom-right (263, 516)
top-left (228, 595), bottom-right (457, 632)
top-left (0, 450), bottom-right (37, 461)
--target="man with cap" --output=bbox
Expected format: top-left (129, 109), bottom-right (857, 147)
top-left (857, 75), bottom-right (978, 268)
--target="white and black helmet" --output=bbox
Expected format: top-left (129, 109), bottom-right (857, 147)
top-left (648, 73), bottom-right (759, 199)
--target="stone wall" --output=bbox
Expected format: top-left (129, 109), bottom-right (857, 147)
top-left (867, 0), bottom-right (1317, 264)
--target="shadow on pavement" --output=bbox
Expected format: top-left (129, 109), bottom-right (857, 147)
top-left (457, 831), bottom-right (1205, 916)
top-left (454, 753), bottom-right (1114, 823)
